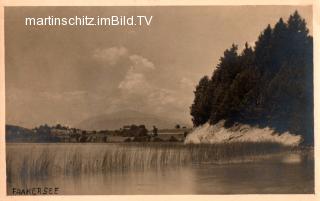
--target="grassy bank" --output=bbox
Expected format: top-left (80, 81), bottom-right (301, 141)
top-left (6, 142), bottom-right (302, 182)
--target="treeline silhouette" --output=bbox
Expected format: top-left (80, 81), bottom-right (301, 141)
top-left (190, 11), bottom-right (313, 144)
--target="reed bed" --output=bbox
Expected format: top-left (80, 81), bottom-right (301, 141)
top-left (6, 142), bottom-right (296, 182)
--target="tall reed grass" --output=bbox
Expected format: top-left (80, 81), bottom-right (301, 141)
top-left (6, 142), bottom-right (296, 182)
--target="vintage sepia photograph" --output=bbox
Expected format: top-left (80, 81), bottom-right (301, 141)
top-left (3, 5), bottom-right (315, 196)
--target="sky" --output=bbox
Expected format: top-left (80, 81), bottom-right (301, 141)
top-left (5, 6), bottom-right (313, 128)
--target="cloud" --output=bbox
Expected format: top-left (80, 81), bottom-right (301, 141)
top-left (118, 71), bottom-right (150, 93)
top-left (93, 46), bottom-right (128, 65)
top-left (117, 51), bottom-right (156, 94)
top-left (97, 47), bottom-right (179, 116)
top-left (129, 54), bottom-right (155, 71)
top-left (92, 46), bottom-right (168, 113)
top-left (6, 88), bottom-right (95, 127)
top-left (180, 77), bottom-right (195, 89)
top-left (6, 45), bottom-right (193, 128)
top-left (114, 70), bottom-right (190, 121)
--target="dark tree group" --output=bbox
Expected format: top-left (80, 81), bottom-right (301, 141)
top-left (190, 11), bottom-right (313, 144)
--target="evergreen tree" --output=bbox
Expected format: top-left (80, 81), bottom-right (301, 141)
top-left (190, 76), bottom-right (212, 126)
top-left (190, 11), bottom-right (313, 144)
top-left (209, 44), bottom-right (239, 124)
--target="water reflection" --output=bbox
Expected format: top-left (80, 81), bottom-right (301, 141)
top-left (7, 145), bottom-right (314, 195)
top-left (192, 156), bottom-right (314, 194)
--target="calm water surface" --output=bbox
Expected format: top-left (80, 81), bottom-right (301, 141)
top-left (6, 143), bottom-right (314, 194)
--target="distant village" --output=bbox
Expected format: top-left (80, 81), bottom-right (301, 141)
top-left (6, 123), bottom-right (191, 143)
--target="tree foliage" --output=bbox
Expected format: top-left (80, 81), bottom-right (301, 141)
top-left (190, 76), bottom-right (212, 126)
top-left (190, 11), bottom-right (313, 144)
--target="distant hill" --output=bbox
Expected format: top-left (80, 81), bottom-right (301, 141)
top-left (76, 110), bottom-right (189, 130)
top-left (6, 124), bottom-right (60, 143)
top-left (6, 124), bottom-right (35, 142)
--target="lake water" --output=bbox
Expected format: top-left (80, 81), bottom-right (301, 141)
top-left (6, 143), bottom-right (314, 195)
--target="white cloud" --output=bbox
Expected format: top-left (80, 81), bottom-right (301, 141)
top-left (91, 46), bottom-right (192, 123)
top-left (129, 54), bottom-right (155, 72)
top-left (117, 51), bottom-right (156, 94)
top-left (93, 46), bottom-right (128, 65)
top-left (118, 71), bottom-right (150, 93)
top-left (148, 88), bottom-right (176, 105)
top-left (180, 77), bottom-right (195, 88)
top-left (109, 50), bottom-right (180, 116)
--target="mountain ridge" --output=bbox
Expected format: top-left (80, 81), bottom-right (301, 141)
top-left (76, 109), bottom-right (191, 130)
